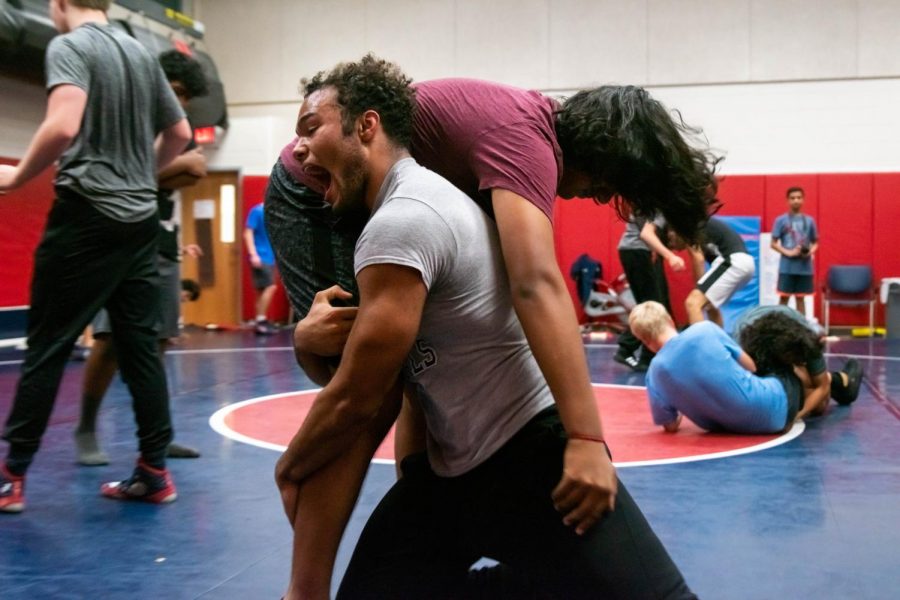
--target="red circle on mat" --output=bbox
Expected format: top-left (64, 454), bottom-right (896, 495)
top-left (211, 384), bottom-right (802, 467)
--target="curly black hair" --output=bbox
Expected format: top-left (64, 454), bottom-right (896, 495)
top-left (555, 86), bottom-right (722, 244)
top-left (301, 54), bottom-right (416, 148)
top-left (738, 311), bottom-right (824, 375)
top-left (159, 50), bottom-right (209, 99)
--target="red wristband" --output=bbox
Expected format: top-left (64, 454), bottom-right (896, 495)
top-left (568, 432), bottom-right (606, 444)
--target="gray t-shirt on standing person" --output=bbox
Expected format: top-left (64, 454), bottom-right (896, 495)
top-left (618, 213), bottom-right (666, 251)
top-left (355, 158), bottom-right (554, 477)
top-left (45, 23), bottom-right (185, 222)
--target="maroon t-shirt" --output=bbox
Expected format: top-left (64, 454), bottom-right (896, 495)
top-left (280, 78), bottom-right (563, 221)
top-left (411, 78), bottom-right (562, 221)
top-left (280, 138), bottom-right (327, 195)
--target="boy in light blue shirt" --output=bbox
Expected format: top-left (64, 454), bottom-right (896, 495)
top-left (630, 301), bottom-right (802, 434)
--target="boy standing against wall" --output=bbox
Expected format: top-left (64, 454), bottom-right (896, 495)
top-left (0, 0), bottom-right (191, 513)
top-left (771, 186), bottom-right (818, 315)
top-left (244, 201), bottom-right (278, 335)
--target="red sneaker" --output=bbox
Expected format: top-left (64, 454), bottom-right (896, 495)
top-left (100, 459), bottom-right (177, 504)
top-left (0, 464), bottom-right (25, 513)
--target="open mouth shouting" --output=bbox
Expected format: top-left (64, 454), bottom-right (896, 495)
top-left (302, 163), bottom-right (336, 205)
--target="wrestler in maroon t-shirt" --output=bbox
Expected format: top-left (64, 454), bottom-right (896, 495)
top-left (280, 77), bottom-right (562, 222)
top-left (411, 78), bottom-right (562, 221)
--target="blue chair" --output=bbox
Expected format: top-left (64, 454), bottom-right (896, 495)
top-left (821, 265), bottom-right (875, 334)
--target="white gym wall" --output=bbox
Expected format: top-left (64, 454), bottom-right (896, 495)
top-left (3, 0), bottom-right (899, 176)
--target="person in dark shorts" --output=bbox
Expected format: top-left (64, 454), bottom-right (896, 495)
top-left (771, 186), bottom-right (818, 315)
top-left (0, 0), bottom-right (191, 513)
top-left (244, 201), bottom-right (278, 335)
top-left (671, 217), bottom-right (755, 326)
top-left (275, 55), bottom-right (696, 600)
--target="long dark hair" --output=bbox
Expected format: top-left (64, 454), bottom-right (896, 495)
top-left (738, 312), bottom-right (823, 375)
top-left (555, 86), bottom-right (721, 244)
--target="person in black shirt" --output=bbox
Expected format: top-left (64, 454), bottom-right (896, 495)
top-left (671, 217), bottom-right (755, 327)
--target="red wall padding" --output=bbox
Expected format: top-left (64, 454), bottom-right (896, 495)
top-left (717, 175), bottom-right (765, 217)
top-left (553, 198), bottom-right (616, 323)
top-left (816, 174), bottom-right (874, 324)
top-left (241, 175), bottom-right (291, 323)
top-left (3, 161), bottom-right (898, 330)
top-left (0, 159), bottom-right (56, 306)
top-left (871, 174), bottom-right (900, 324)
top-left (555, 173), bottom-right (897, 327)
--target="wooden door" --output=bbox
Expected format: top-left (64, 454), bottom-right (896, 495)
top-left (179, 170), bottom-right (241, 327)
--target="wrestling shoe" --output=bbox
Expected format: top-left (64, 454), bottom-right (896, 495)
top-left (617, 354), bottom-right (649, 372)
top-left (100, 459), bottom-right (177, 504)
top-left (835, 359), bottom-right (863, 406)
top-left (613, 349), bottom-right (635, 367)
top-left (254, 320), bottom-right (276, 335)
top-left (0, 464), bottom-right (25, 513)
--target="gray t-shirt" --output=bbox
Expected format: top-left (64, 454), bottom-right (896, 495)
top-left (618, 214), bottom-right (665, 251)
top-left (355, 158), bottom-right (554, 477)
top-left (45, 23), bottom-right (185, 222)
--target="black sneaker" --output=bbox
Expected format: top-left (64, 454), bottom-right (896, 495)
top-left (835, 359), bottom-right (863, 406)
top-left (613, 349), bottom-right (634, 366)
top-left (254, 320), bottom-right (275, 336)
top-left (635, 358), bottom-right (652, 372)
top-left (619, 355), bottom-right (648, 372)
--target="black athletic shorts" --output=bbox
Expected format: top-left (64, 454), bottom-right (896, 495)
top-left (777, 273), bottom-right (814, 295)
top-left (251, 263), bottom-right (275, 290)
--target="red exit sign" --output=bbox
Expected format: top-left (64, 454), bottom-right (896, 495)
top-left (194, 126), bottom-right (216, 145)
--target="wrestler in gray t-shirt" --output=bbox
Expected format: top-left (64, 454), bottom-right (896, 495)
top-left (45, 23), bottom-right (184, 222)
top-left (618, 213), bottom-right (666, 251)
top-left (355, 158), bottom-right (554, 477)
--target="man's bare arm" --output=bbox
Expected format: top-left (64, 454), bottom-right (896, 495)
top-left (292, 286), bottom-right (358, 386)
top-left (158, 148), bottom-right (207, 189)
top-left (156, 118), bottom-right (192, 172)
top-left (394, 385), bottom-right (427, 478)
top-left (737, 350), bottom-right (757, 373)
top-left (639, 221), bottom-right (685, 271)
top-left (275, 264), bottom-right (426, 491)
top-left (795, 367), bottom-right (829, 420)
top-left (492, 189), bottom-right (616, 536)
top-left (276, 265), bottom-right (425, 598)
top-left (0, 85), bottom-right (86, 192)
top-left (281, 380), bottom-right (403, 600)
